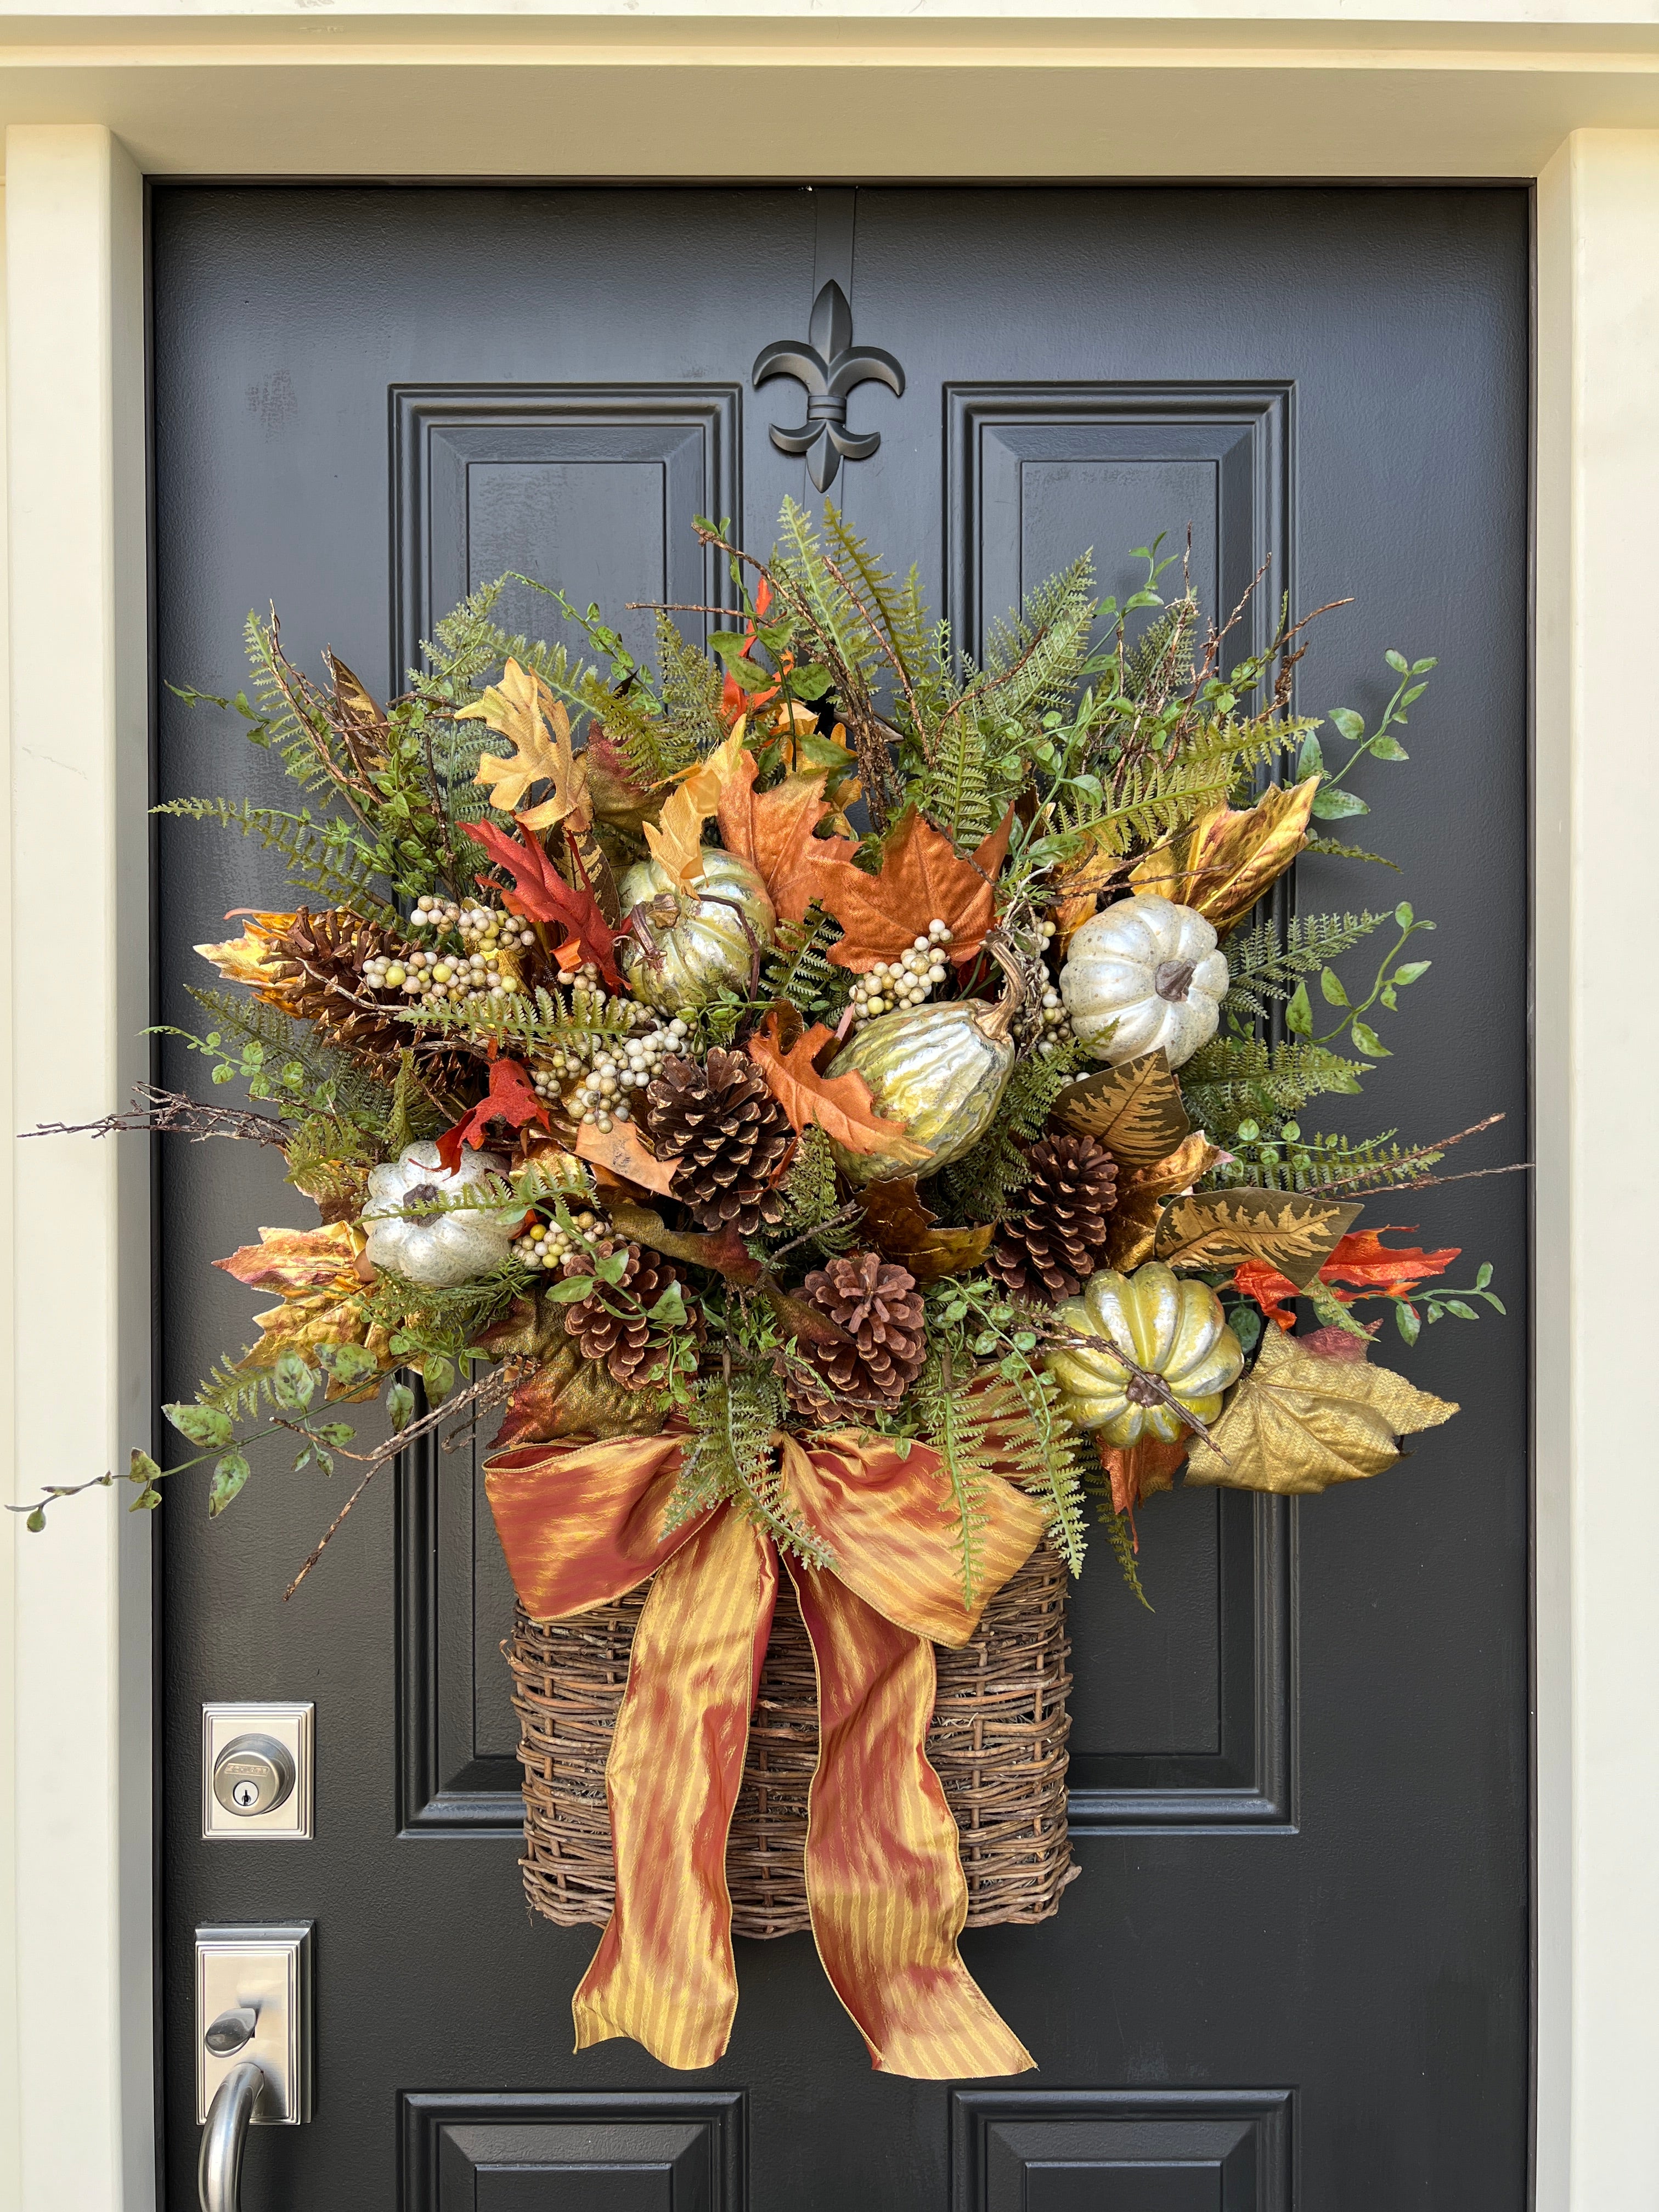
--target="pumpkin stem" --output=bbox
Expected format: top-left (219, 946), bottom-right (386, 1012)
top-left (977, 935), bottom-right (1026, 1043)
top-left (1154, 958), bottom-right (1196, 1003)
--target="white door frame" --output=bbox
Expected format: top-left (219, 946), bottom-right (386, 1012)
top-left (2, 15), bottom-right (1655, 2205)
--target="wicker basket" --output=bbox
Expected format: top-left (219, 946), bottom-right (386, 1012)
top-left (506, 1540), bottom-right (1077, 1938)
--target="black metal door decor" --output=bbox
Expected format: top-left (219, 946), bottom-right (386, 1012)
top-left (754, 277), bottom-right (905, 490)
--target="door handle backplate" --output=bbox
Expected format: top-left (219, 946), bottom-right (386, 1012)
top-left (195, 1923), bottom-right (314, 2125)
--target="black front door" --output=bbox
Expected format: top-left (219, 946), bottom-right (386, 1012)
top-left (153, 184), bottom-right (1530, 2210)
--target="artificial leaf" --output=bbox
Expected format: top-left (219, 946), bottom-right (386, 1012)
top-left (1154, 1188), bottom-right (1363, 1285)
top-left (574, 1118), bottom-right (681, 1198)
top-left (437, 1057), bottom-right (549, 1174)
top-left (1051, 1049), bottom-right (1192, 1169)
top-left (487, 1336), bottom-right (665, 1452)
top-left (462, 818), bottom-right (627, 990)
top-left (458, 658), bottom-right (591, 835)
top-left (1131, 776), bottom-right (1318, 933)
top-left (748, 1006), bottom-right (928, 1166)
top-left (586, 726), bottom-right (661, 830)
top-left (215, 1220), bottom-right (363, 1295)
top-left (194, 911), bottom-right (297, 997)
top-left (609, 1201), bottom-right (765, 1284)
top-left (1183, 1323), bottom-right (1457, 1495)
top-left (1098, 1432), bottom-right (1189, 1515)
top-left (1231, 1228), bottom-right (1460, 1328)
top-left (324, 651), bottom-right (386, 733)
top-left (716, 758), bottom-right (860, 924)
top-left (1105, 1133), bottom-right (1224, 1271)
top-left (642, 723), bottom-right (752, 890)
top-left (857, 1176), bottom-right (995, 1284)
top-left (817, 804), bottom-right (1015, 973)
top-left (241, 1288), bottom-right (393, 1397)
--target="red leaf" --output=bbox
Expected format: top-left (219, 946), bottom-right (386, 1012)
top-left (1230, 1228), bottom-right (1458, 1326)
top-left (462, 819), bottom-right (627, 991)
top-left (436, 1057), bottom-right (549, 1173)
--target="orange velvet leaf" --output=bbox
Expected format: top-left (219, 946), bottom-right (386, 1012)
top-left (816, 805), bottom-right (1015, 973)
top-left (747, 1008), bottom-right (928, 1165)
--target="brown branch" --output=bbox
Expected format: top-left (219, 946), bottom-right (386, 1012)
top-left (20, 1085), bottom-right (289, 1148)
top-left (284, 1362), bottom-right (518, 1600)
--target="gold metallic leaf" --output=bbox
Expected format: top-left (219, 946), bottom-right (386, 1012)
top-left (858, 1176), bottom-right (996, 1285)
top-left (1130, 776), bottom-right (1318, 934)
top-left (1051, 1049), bottom-right (1192, 1169)
top-left (1154, 1188), bottom-right (1363, 1287)
top-left (1106, 1133), bottom-right (1224, 1271)
top-left (1183, 1326), bottom-right (1458, 1495)
top-left (489, 1336), bottom-right (667, 1451)
top-left (194, 912), bottom-right (297, 994)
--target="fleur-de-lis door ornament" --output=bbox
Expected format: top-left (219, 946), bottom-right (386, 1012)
top-left (753, 278), bottom-right (906, 493)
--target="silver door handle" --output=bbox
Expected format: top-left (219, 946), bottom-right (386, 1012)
top-left (199, 2057), bottom-right (265, 2212)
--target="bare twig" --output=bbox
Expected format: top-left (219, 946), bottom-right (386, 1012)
top-left (1306, 1113), bottom-right (1508, 1197)
top-left (20, 1085), bottom-right (289, 1148)
top-left (284, 1362), bottom-right (518, 1600)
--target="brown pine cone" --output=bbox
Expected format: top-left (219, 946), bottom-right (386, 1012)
top-left (558, 1239), bottom-right (678, 1387)
top-left (790, 1250), bottom-right (927, 1420)
top-left (643, 1048), bottom-right (794, 1236)
top-left (990, 1131), bottom-right (1119, 1303)
top-left (264, 907), bottom-right (410, 1061)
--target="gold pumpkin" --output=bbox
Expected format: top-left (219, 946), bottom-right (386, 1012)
top-left (1045, 1261), bottom-right (1244, 1446)
top-left (826, 996), bottom-right (1015, 1186)
top-left (619, 847), bottom-right (775, 1012)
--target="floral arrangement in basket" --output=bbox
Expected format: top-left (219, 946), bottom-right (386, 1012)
top-left (21, 505), bottom-right (1509, 2079)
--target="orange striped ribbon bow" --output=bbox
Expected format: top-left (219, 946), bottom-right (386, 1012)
top-left (486, 1422), bottom-right (1046, 2079)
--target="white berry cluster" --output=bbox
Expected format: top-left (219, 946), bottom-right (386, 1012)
top-left (409, 895), bottom-right (537, 957)
top-left (1033, 920), bottom-right (1074, 1055)
top-left (849, 919), bottom-right (955, 1024)
top-left (532, 1013), bottom-right (691, 1133)
top-left (512, 1206), bottom-right (608, 1272)
top-left (362, 940), bottom-right (522, 1006)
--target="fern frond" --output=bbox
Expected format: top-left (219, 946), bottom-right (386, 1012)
top-left (765, 1126), bottom-right (856, 1256)
top-left (1181, 1036), bottom-right (1368, 1137)
top-left (668, 1367), bottom-right (832, 1566)
top-left (940, 1034), bottom-right (1090, 1223)
top-left (759, 910), bottom-right (844, 1021)
top-left (154, 797), bottom-right (391, 918)
top-left (655, 611), bottom-right (727, 762)
top-left (181, 988), bottom-right (397, 1125)
top-left (1221, 910), bottom-right (1389, 1024)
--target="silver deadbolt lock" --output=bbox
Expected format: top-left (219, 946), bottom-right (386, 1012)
top-left (212, 1735), bottom-right (296, 1819)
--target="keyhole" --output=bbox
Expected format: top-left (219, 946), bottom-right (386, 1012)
top-left (231, 1779), bottom-right (261, 1811)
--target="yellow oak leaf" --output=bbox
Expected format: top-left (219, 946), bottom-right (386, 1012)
top-left (460, 658), bottom-right (591, 835)
top-left (644, 721), bottom-right (752, 890)
top-left (1183, 1324), bottom-right (1457, 1495)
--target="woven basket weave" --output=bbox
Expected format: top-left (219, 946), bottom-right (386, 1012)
top-left (505, 1539), bottom-right (1076, 1938)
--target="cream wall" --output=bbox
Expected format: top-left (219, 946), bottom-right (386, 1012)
top-left (1, 10), bottom-right (1656, 2208)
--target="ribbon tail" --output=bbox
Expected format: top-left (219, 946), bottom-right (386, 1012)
top-left (786, 1559), bottom-right (1035, 2080)
top-left (573, 1508), bottom-right (777, 2068)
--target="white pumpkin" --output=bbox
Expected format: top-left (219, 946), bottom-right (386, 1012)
top-left (619, 848), bottom-right (775, 1013)
top-left (1059, 893), bottom-right (1229, 1069)
top-left (363, 1142), bottom-right (520, 1288)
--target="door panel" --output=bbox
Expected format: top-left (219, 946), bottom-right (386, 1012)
top-left (153, 184), bottom-right (1530, 2210)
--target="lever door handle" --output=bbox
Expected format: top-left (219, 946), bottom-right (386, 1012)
top-left (198, 2058), bottom-right (265, 2212)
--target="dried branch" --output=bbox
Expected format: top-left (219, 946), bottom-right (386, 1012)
top-left (20, 1085), bottom-right (289, 1148)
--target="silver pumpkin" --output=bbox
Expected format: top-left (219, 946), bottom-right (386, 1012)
top-left (826, 996), bottom-right (1017, 1186)
top-left (619, 847), bottom-right (775, 1013)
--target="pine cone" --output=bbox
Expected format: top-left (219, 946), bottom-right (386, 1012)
top-left (643, 1049), bottom-right (793, 1236)
top-left (265, 907), bottom-right (409, 1061)
top-left (558, 1240), bottom-right (678, 1387)
top-left (790, 1250), bottom-right (927, 1420)
top-left (990, 1132), bottom-right (1119, 1303)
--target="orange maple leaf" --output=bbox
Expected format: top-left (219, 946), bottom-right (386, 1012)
top-left (815, 805), bottom-right (1015, 973)
top-left (1232, 1229), bottom-right (1459, 1328)
top-left (747, 1008), bottom-right (928, 1165)
top-left (716, 757), bottom-right (860, 924)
